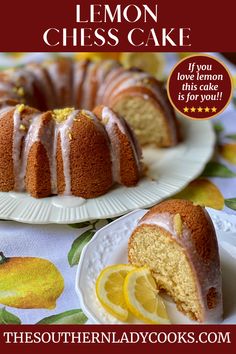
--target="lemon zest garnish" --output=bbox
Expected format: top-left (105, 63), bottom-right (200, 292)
top-left (52, 108), bottom-right (75, 123)
top-left (16, 104), bottom-right (26, 113)
top-left (19, 124), bottom-right (26, 131)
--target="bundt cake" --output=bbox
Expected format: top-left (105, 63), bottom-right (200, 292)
top-left (128, 199), bottom-right (223, 323)
top-left (0, 103), bottom-right (142, 198)
top-left (0, 57), bottom-right (179, 146)
top-left (0, 57), bottom-right (179, 198)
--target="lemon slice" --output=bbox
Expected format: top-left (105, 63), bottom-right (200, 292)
top-left (96, 264), bottom-right (135, 321)
top-left (120, 52), bottom-right (165, 80)
top-left (124, 267), bottom-right (170, 324)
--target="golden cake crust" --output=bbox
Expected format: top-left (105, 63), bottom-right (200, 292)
top-left (128, 199), bottom-right (222, 323)
top-left (25, 111), bottom-right (54, 198)
top-left (0, 109), bottom-right (15, 191)
top-left (26, 141), bottom-right (51, 198)
top-left (140, 199), bottom-right (219, 264)
top-left (56, 133), bottom-right (65, 195)
top-left (93, 105), bottom-right (141, 186)
top-left (70, 111), bottom-right (113, 198)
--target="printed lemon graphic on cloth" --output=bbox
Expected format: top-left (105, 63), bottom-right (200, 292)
top-left (220, 144), bottom-right (236, 165)
top-left (124, 267), bottom-right (170, 324)
top-left (120, 52), bottom-right (165, 80)
top-left (0, 252), bottom-right (64, 309)
top-left (5, 52), bottom-right (25, 58)
top-left (96, 264), bottom-right (135, 321)
top-left (172, 179), bottom-right (224, 210)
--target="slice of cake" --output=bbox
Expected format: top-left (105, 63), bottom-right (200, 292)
top-left (128, 199), bottom-right (223, 323)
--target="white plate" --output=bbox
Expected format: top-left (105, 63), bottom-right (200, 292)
top-left (76, 209), bottom-right (236, 324)
top-left (0, 118), bottom-right (215, 224)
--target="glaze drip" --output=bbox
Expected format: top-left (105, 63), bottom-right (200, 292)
top-left (12, 106), bottom-right (39, 191)
top-left (101, 106), bottom-right (142, 183)
top-left (55, 110), bottom-right (79, 195)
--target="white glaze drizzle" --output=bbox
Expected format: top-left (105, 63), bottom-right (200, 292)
top-left (11, 107), bottom-right (57, 193)
top-left (51, 123), bottom-right (59, 194)
top-left (111, 72), bottom-right (150, 97)
top-left (46, 61), bottom-right (69, 107)
top-left (139, 212), bottom-right (223, 323)
top-left (102, 69), bottom-right (131, 104)
top-left (27, 64), bottom-right (55, 109)
top-left (25, 113), bottom-right (55, 193)
top-left (72, 60), bottom-right (87, 107)
top-left (12, 108), bottom-right (39, 191)
top-left (12, 108), bottom-right (26, 190)
top-left (55, 110), bottom-right (79, 195)
top-left (55, 109), bottom-right (104, 195)
top-left (101, 106), bottom-right (141, 183)
top-left (96, 66), bottom-right (124, 105)
top-left (95, 60), bottom-right (115, 85)
top-left (79, 62), bottom-right (97, 110)
top-left (18, 113), bottom-right (42, 191)
top-left (81, 109), bottom-right (106, 135)
top-left (95, 61), bottom-right (120, 105)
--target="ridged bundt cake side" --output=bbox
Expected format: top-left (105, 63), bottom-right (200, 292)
top-left (93, 105), bottom-right (142, 187)
top-left (60, 109), bottom-right (113, 198)
top-left (128, 199), bottom-right (223, 323)
top-left (0, 57), bottom-right (180, 198)
top-left (0, 102), bottom-right (142, 198)
top-left (0, 57), bottom-right (179, 148)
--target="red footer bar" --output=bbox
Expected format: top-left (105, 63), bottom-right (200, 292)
top-left (0, 325), bottom-right (235, 354)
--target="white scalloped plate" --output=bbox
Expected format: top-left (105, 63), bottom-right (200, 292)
top-left (0, 118), bottom-right (215, 224)
top-left (76, 208), bottom-right (236, 324)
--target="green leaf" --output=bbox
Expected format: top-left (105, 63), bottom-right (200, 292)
top-left (68, 230), bottom-right (95, 267)
top-left (213, 123), bottom-right (224, 134)
top-left (37, 309), bottom-right (87, 324)
top-left (0, 252), bottom-right (9, 265)
top-left (0, 307), bottom-right (21, 324)
top-left (225, 198), bottom-right (236, 210)
top-left (226, 134), bottom-right (236, 141)
top-left (232, 96), bottom-right (236, 109)
top-left (68, 221), bottom-right (92, 229)
top-left (201, 162), bottom-right (236, 178)
top-left (107, 217), bottom-right (119, 223)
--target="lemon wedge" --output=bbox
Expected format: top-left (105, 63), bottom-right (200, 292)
top-left (124, 267), bottom-right (170, 324)
top-left (120, 52), bottom-right (165, 80)
top-left (96, 264), bottom-right (135, 321)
